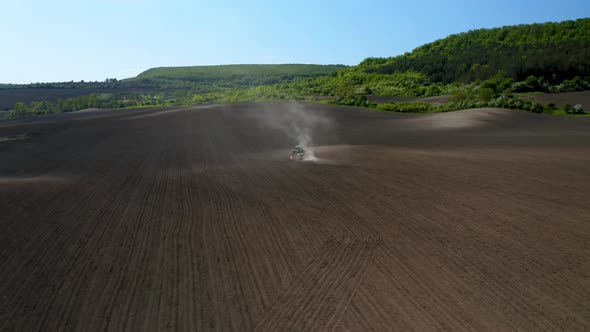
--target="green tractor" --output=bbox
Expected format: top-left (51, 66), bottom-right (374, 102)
top-left (289, 145), bottom-right (306, 161)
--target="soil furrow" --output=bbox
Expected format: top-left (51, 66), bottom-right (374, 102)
top-left (255, 237), bottom-right (379, 331)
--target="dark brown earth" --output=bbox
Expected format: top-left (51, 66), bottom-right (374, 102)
top-left (520, 91), bottom-right (590, 109)
top-left (1, 103), bottom-right (589, 331)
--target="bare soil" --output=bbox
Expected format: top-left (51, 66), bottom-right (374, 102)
top-left (520, 91), bottom-right (590, 109)
top-left (1, 103), bottom-right (589, 331)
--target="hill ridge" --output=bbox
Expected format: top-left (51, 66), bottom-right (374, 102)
top-left (356, 18), bottom-right (590, 83)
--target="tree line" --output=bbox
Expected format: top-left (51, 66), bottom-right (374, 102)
top-left (3, 93), bottom-right (176, 120)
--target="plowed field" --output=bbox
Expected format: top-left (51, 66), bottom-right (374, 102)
top-left (1, 103), bottom-right (589, 331)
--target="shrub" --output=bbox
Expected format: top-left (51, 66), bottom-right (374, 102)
top-left (531, 102), bottom-right (544, 113)
top-left (449, 90), bottom-right (469, 102)
top-left (333, 94), bottom-right (371, 107)
top-left (376, 102), bottom-right (435, 113)
top-left (477, 87), bottom-right (495, 102)
top-left (511, 81), bottom-right (533, 92)
top-left (550, 76), bottom-right (588, 93)
top-left (489, 95), bottom-right (509, 107)
top-left (573, 104), bottom-right (585, 114)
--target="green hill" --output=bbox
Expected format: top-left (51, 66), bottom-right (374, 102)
top-left (357, 18), bottom-right (590, 83)
top-left (133, 64), bottom-right (346, 89)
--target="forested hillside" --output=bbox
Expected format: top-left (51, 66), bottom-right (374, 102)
top-left (357, 18), bottom-right (590, 83)
top-left (132, 64), bottom-right (346, 90)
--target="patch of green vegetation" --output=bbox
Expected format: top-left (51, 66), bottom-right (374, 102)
top-left (324, 75), bottom-right (589, 116)
top-left (130, 64), bottom-right (347, 92)
top-left (356, 18), bottom-right (590, 83)
top-left (136, 64), bottom-right (346, 81)
top-left (0, 80), bottom-right (123, 90)
top-left (1, 93), bottom-right (180, 120)
top-left (375, 102), bottom-right (438, 113)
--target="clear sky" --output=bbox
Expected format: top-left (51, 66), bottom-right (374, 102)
top-left (1, 0), bottom-right (588, 84)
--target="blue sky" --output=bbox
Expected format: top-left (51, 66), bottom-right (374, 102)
top-left (1, 0), bottom-right (588, 83)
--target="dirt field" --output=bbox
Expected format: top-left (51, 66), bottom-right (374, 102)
top-left (520, 91), bottom-right (590, 109)
top-left (1, 103), bottom-right (589, 331)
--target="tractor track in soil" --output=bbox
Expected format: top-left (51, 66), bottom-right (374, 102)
top-left (1, 103), bottom-right (590, 331)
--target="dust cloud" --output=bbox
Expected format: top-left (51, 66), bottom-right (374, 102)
top-left (258, 102), bottom-right (332, 162)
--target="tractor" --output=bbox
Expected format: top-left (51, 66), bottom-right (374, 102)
top-left (289, 145), bottom-right (306, 161)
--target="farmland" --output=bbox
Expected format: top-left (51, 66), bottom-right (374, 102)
top-left (1, 103), bottom-right (589, 330)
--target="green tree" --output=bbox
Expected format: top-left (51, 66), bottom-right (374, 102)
top-left (12, 102), bottom-right (28, 119)
top-left (477, 87), bottom-right (495, 102)
top-left (14, 102), bottom-right (27, 113)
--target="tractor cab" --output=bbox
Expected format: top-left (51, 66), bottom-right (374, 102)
top-left (290, 145), bottom-right (306, 161)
